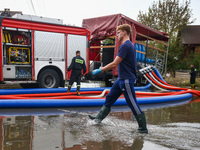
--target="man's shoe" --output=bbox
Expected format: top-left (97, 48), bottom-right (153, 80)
top-left (67, 85), bottom-right (71, 93)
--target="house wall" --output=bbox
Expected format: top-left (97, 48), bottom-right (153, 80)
top-left (195, 46), bottom-right (200, 53)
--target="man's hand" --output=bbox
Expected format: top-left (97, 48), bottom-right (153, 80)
top-left (92, 69), bottom-right (102, 75)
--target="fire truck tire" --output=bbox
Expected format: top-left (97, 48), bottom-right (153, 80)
top-left (38, 69), bottom-right (60, 88)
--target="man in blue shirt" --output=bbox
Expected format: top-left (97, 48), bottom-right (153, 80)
top-left (89, 24), bottom-right (148, 133)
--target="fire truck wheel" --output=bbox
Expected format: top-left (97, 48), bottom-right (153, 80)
top-left (38, 69), bottom-right (60, 88)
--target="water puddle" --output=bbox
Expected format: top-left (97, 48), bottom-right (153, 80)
top-left (0, 100), bottom-right (200, 149)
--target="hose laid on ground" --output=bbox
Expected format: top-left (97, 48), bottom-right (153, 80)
top-left (0, 66), bottom-right (196, 108)
top-left (0, 67), bottom-right (197, 102)
top-left (0, 93), bottom-right (193, 108)
top-left (149, 72), bottom-right (175, 88)
top-left (146, 73), bottom-right (186, 90)
top-left (143, 74), bottom-right (168, 91)
top-left (145, 68), bottom-right (200, 97)
top-left (0, 86), bottom-right (193, 99)
top-left (151, 68), bottom-right (200, 95)
top-left (88, 89), bottom-right (110, 97)
top-left (0, 83), bottom-right (152, 95)
top-left (0, 67), bottom-right (196, 99)
top-left (151, 71), bottom-right (173, 87)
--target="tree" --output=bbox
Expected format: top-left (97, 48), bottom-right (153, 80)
top-left (137, 0), bottom-right (196, 71)
top-left (137, 0), bottom-right (195, 37)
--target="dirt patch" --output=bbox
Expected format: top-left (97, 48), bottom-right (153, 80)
top-left (165, 76), bottom-right (200, 87)
top-left (0, 84), bottom-right (22, 89)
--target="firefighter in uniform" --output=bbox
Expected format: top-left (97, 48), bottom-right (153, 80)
top-left (67, 50), bottom-right (86, 95)
top-left (88, 24), bottom-right (148, 133)
top-left (190, 64), bottom-right (197, 89)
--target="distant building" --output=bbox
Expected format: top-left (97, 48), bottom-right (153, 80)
top-left (0, 8), bottom-right (22, 17)
top-left (182, 25), bottom-right (200, 57)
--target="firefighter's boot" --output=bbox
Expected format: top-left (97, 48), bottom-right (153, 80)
top-left (77, 85), bottom-right (80, 96)
top-left (88, 105), bottom-right (111, 123)
top-left (191, 84), bottom-right (194, 89)
top-left (67, 85), bottom-right (71, 93)
top-left (135, 112), bottom-right (148, 134)
top-left (191, 84), bottom-right (195, 89)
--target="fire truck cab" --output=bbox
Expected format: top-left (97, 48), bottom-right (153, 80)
top-left (0, 14), bottom-right (90, 88)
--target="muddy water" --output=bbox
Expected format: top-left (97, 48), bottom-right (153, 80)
top-left (0, 97), bottom-right (200, 150)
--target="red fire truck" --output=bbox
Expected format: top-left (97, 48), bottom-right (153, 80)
top-left (0, 14), bottom-right (90, 88)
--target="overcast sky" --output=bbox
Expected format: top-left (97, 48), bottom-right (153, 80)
top-left (0, 0), bottom-right (199, 27)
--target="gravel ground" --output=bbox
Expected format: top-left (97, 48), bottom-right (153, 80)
top-left (0, 84), bottom-right (22, 89)
top-left (0, 81), bottom-right (105, 89)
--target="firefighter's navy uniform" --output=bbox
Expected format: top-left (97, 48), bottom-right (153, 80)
top-left (67, 55), bottom-right (86, 95)
top-left (190, 66), bottom-right (197, 89)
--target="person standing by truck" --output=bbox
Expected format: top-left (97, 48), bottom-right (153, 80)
top-left (67, 50), bottom-right (86, 95)
top-left (88, 24), bottom-right (148, 133)
top-left (190, 64), bottom-right (197, 89)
